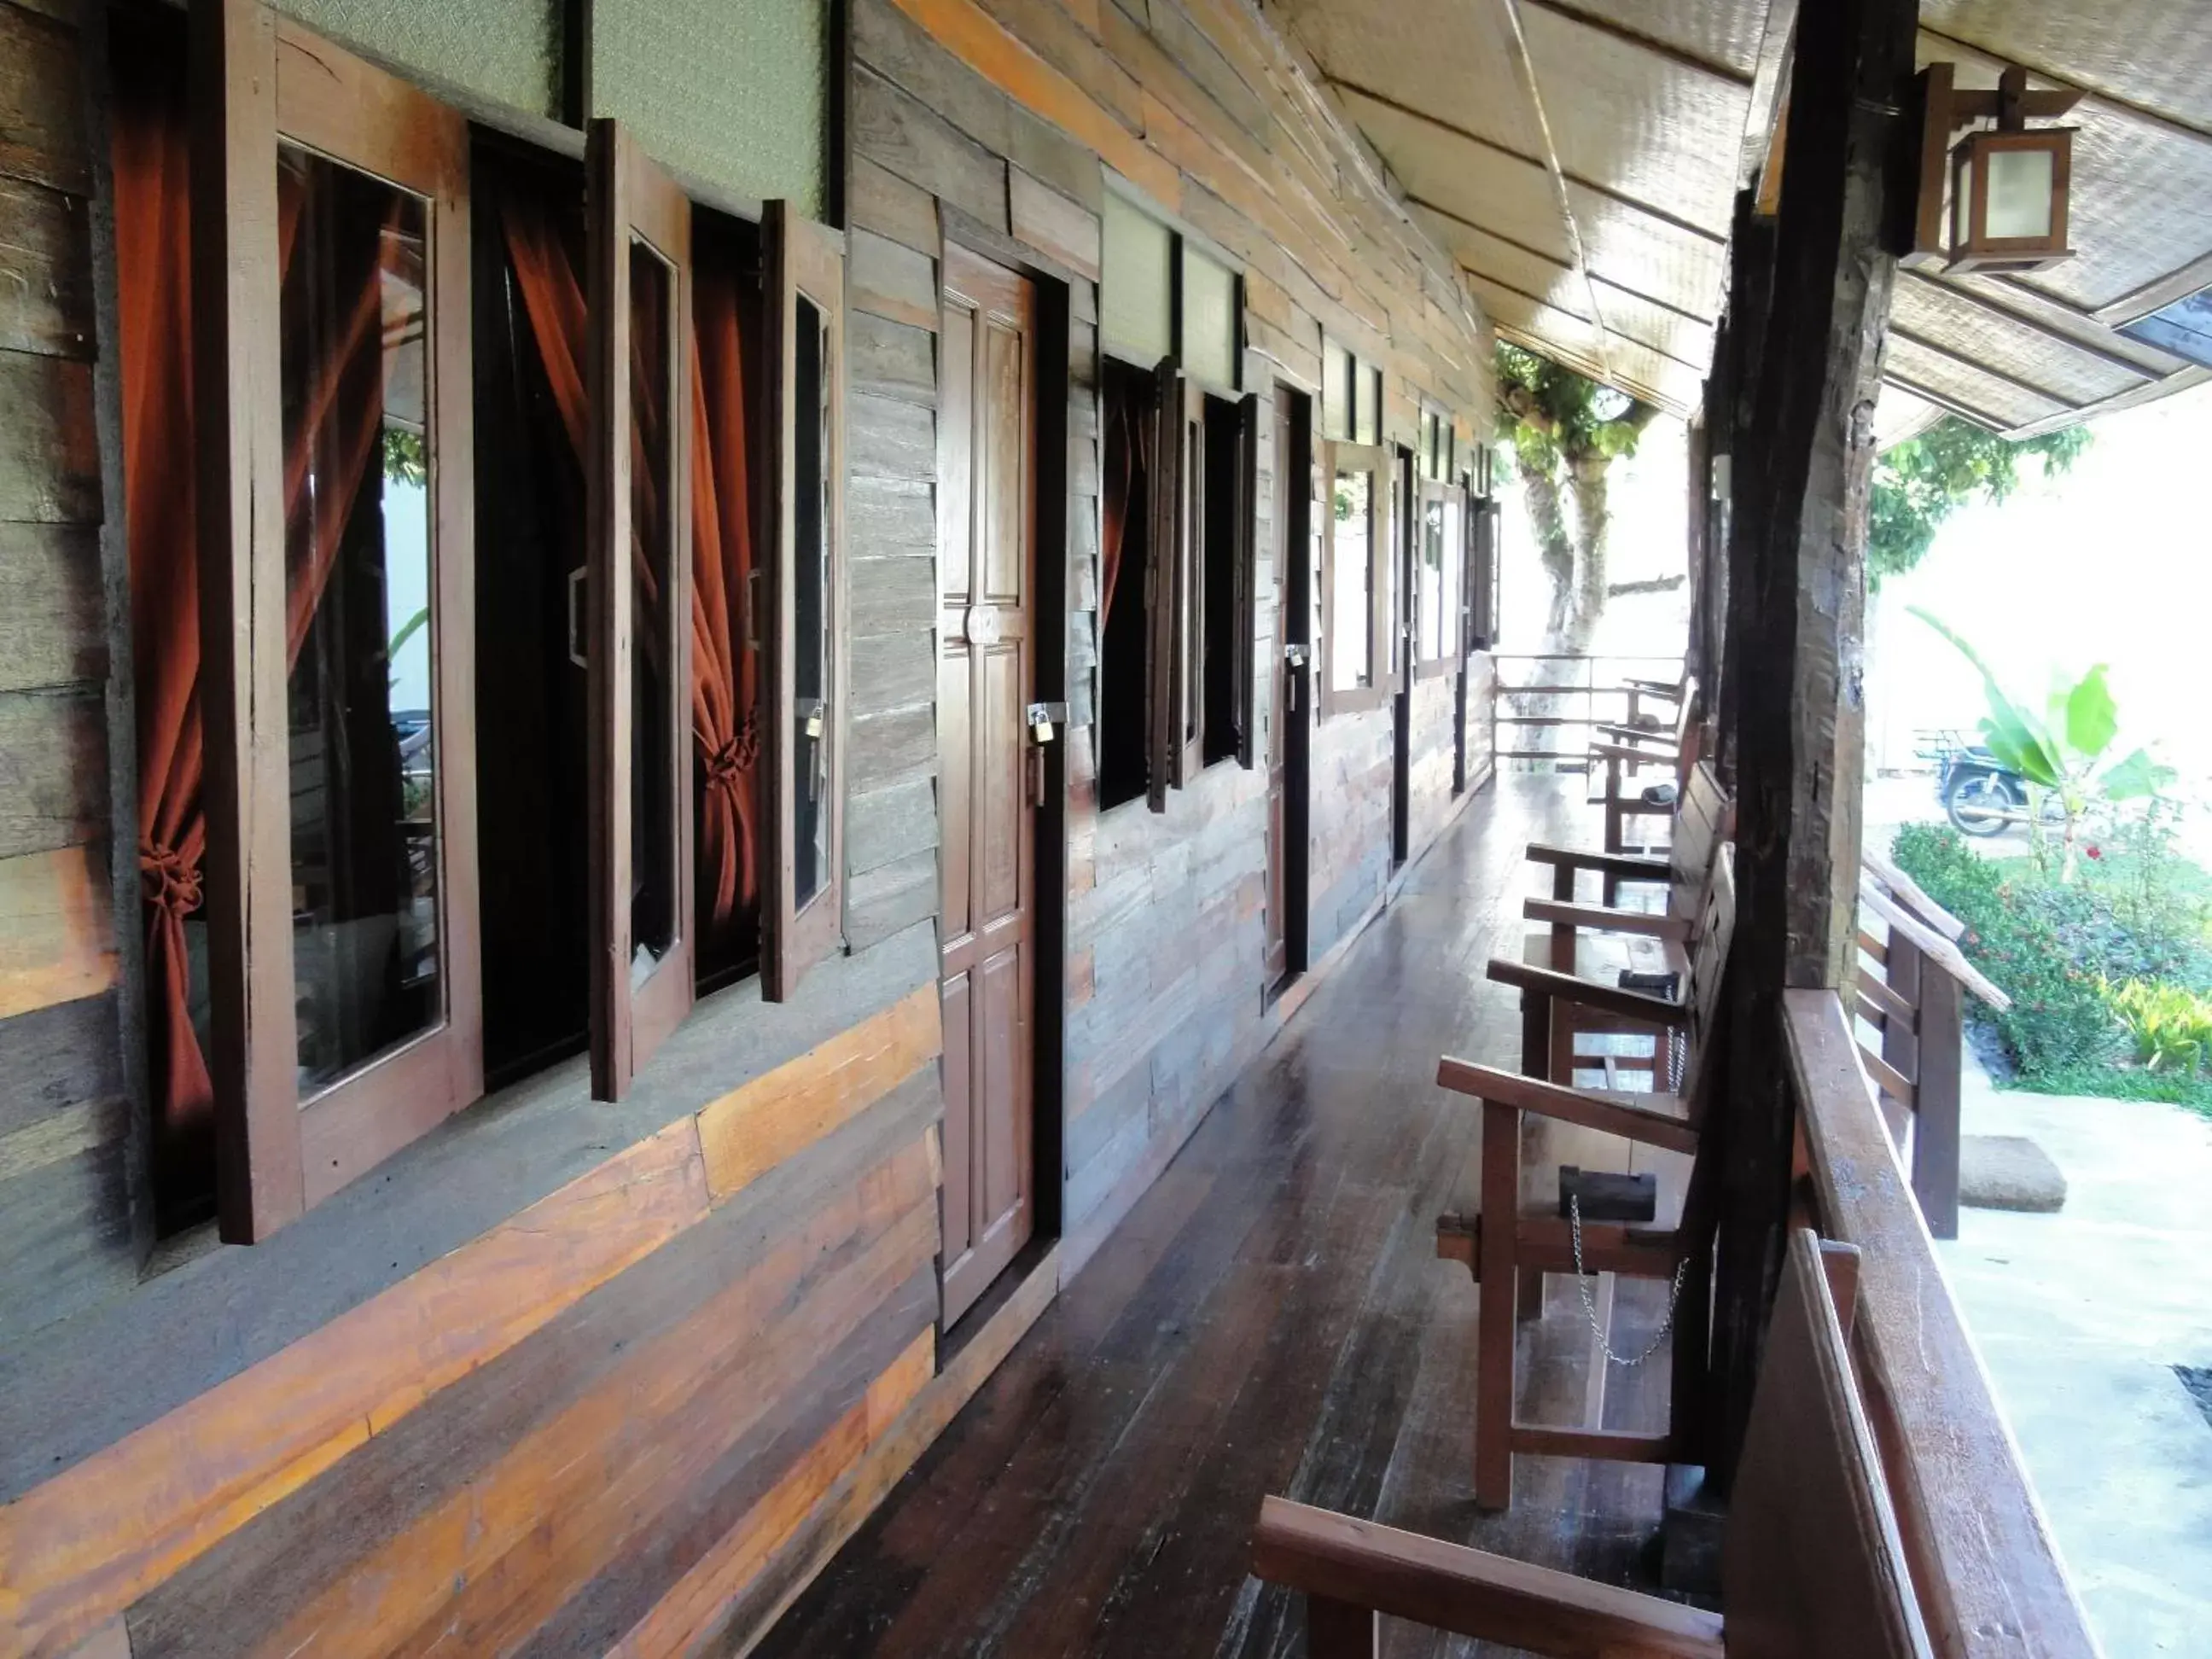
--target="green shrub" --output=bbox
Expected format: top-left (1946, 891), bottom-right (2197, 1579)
top-left (1892, 823), bottom-right (2116, 1075)
top-left (2100, 979), bottom-right (2212, 1075)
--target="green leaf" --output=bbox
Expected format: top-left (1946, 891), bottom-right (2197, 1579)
top-left (2099, 747), bottom-right (2172, 801)
top-left (2063, 666), bottom-right (2118, 760)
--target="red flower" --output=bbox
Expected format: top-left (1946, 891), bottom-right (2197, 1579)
top-left (2086, 845), bottom-right (2104, 861)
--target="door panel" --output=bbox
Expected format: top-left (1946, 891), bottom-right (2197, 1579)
top-left (938, 243), bottom-right (1038, 1329)
top-left (1264, 395), bottom-right (1289, 986)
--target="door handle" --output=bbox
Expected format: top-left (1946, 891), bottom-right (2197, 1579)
top-left (567, 567), bottom-right (587, 668)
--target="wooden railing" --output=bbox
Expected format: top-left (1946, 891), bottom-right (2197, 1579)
top-left (1489, 653), bottom-right (1685, 771)
top-left (1852, 854), bottom-right (2011, 1240)
top-left (1787, 989), bottom-right (2099, 1659)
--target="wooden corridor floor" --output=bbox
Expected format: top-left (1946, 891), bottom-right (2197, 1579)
top-left (754, 777), bottom-right (1678, 1659)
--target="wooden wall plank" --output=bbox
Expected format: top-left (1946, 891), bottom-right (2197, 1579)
top-left (0, 689), bottom-right (109, 857)
top-left (1008, 167), bottom-right (1100, 280)
top-left (883, 0), bottom-right (1179, 207)
top-left (850, 628), bottom-right (935, 717)
top-left (847, 474), bottom-right (937, 554)
top-left (0, 352), bottom-right (101, 522)
top-left (848, 703), bottom-right (935, 791)
top-left (849, 549), bottom-right (938, 636)
top-left (0, 3), bottom-right (92, 196)
top-left (849, 390), bottom-right (937, 481)
top-left (847, 776), bottom-right (940, 875)
top-left (696, 985), bottom-right (942, 1202)
top-left (851, 64), bottom-right (1010, 240)
top-left (850, 154), bottom-right (942, 258)
top-left (0, 843), bottom-right (117, 1021)
top-left (0, 178), bottom-right (92, 358)
top-left (845, 848), bottom-right (939, 952)
top-left (849, 226), bottom-right (941, 332)
top-left (0, 523), bottom-right (107, 690)
top-left (0, 991), bottom-right (122, 1143)
top-left (182, 1168), bottom-right (936, 1659)
top-left (0, 1120), bottom-right (711, 1657)
top-left (848, 311), bottom-right (938, 407)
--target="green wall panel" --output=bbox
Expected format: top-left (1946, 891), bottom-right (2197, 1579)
top-left (275, 0), bottom-right (562, 119)
top-left (592, 0), bottom-right (827, 218)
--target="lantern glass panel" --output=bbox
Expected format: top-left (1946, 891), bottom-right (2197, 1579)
top-left (1986, 145), bottom-right (2054, 239)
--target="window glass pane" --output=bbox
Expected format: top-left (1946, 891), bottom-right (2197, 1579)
top-left (630, 238), bottom-right (677, 981)
top-left (1985, 144), bottom-right (2054, 239)
top-left (1324, 340), bottom-right (1352, 442)
top-left (793, 294), bottom-right (832, 907)
top-left (1102, 193), bottom-right (1172, 364)
top-left (1331, 469), bottom-right (1372, 690)
top-left (1181, 242), bottom-right (1237, 389)
top-left (282, 145), bottom-right (440, 1092)
top-left (1354, 365), bottom-right (1380, 446)
top-left (1420, 496), bottom-right (1445, 659)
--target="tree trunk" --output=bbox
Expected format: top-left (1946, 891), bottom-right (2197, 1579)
top-left (1568, 453), bottom-right (1611, 632)
top-left (1518, 455), bottom-right (1575, 643)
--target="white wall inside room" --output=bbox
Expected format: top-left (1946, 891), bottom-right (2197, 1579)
top-left (1866, 381), bottom-right (2212, 789)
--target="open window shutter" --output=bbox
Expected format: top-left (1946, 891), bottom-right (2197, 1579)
top-left (1234, 392), bottom-right (1260, 768)
top-left (1144, 357), bottom-right (1181, 812)
top-left (586, 120), bottom-right (695, 1097)
top-left (761, 201), bottom-right (848, 998)
top-left (195, 0), bottom-right (480, 1233)
top-left (1171, 380), bottom-right (1204, 789)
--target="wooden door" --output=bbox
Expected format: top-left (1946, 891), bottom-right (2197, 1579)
top-left (937, 244), bottom-right (1038, 1328)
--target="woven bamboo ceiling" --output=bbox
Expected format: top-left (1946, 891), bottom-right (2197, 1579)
top-left (1272, 0), bottom-right (2212, 440)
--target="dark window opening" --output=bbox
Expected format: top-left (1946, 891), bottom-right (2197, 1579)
top-left (472, 139), bottom-right (591, 1090)
top-left (1097, 358), bottom-right (1152, 811)
top-left (1201, 393), bottom-right (1241, 767)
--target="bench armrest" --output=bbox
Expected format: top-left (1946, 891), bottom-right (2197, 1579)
top-left (1487, 958), bottom-right (1690, 1026)
top-left (1523, 842), bottom-right (1669, 882)
top-left (1435, 1057), bottom-right (1700, 1155)
top-left (1523, 898), bottom-right (1689, 940)
top-left (1251, 1497), bottom-right (1725, 1658)
top-left (1592, 722), bottom-right (1679, 748)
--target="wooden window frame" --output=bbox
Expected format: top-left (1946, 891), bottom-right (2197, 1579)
top-left (1468, 492), bottom-right (1503, 653)
top-left (1232, 390), bottom-right (1260, 770)
top-left (1143, 357), bottom-right (1182, 812)
top-left (760, 202), bottom-right (849, 998)
top-left (1412, 477), bottom-right (1467, 680)
top-left (1169, 378), bottom-right (1204, 788)
top-left (1318, 440), bottom-right (1391, 718)
top-left (585, 119), bottom-right (696, 1097)
top-left (194, 0), bottom-right (481, 1240)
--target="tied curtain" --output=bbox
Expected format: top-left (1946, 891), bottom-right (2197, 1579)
top-left (114, 58), bottom-right (400, 1190)
top-left (498, 203), bottom-right (761, 940)
top-left (1099, 387), bottom-right (1148, 626)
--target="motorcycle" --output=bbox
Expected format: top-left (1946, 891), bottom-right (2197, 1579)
top-left (1917, 729), bottom-right (2029, 838)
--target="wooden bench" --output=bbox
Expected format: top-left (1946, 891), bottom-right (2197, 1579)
top-left (1516, 762), bottom-right (1732, 1088)
top-left (1590, 676), bottom-right (1700, 859)
top-left (1252, 1227), bottom-right (1935, 1658)
top-left (1436, 852), bottom-right (1735, 1508)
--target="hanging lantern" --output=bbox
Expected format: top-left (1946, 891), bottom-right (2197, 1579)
top-left (1906, 64), bottom-right (2081, 274)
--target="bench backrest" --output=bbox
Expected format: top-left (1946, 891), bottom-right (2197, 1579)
top-left (1671, 843), bottom-right (1735, 1103)
top-left (1667, 760), bottom-right (1731, 927)
top-left (1722, 1229), bottom-right (1933, 1659)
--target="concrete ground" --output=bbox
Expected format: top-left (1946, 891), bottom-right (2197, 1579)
top-left (1934, 1058), bottom-right (2212, 1657)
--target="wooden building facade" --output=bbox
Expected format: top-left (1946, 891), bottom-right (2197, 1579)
top-left (0, 0), bottom-right (1499, 1650)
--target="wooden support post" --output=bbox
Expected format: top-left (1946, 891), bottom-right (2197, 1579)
top-left (1913, 962), bottom-right (1964, 1239)
top-left (1712, 0), bottom-right (1918, 1486)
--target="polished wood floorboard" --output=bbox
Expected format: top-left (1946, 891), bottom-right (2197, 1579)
top-left (756, 777), bottom-right (1675, 1658)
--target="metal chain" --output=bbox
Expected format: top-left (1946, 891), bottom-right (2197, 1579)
top-left (1569, 1193), bottom-right (1689, 1368)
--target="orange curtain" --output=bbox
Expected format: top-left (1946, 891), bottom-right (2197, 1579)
top-left (114, 47), bottom-right (209, 1181)
top-left (500, 201), bottom-right (760, 947)
top-left (690, 266), bottom-right (761, 932)
top-left (116, 60), bottom-right (399, 1196)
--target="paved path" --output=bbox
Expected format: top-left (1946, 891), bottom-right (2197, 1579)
top-left (1936, 1064), bottom-right (2212, 1658)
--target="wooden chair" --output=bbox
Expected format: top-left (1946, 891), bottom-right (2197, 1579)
top-left (1253, 1228), bottom-right (1936, 1659)
top-left (1517, 762), bottom-right (1732, 1089)
top-left (1590, 677), bottom-right (1700, 858)
top-left (1436, 851), bottom-right (1735, 1509)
